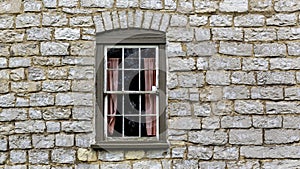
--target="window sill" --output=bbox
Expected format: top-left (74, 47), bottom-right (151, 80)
top-left (91, 142), bottom-right (169, 150)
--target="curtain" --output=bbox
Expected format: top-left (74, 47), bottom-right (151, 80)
top-left (144, 58), bottom-right (156, 136)
top-left (107, 58), bottom-right (119, 135)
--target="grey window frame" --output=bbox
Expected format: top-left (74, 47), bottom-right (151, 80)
top-left (92, 29), bottom-right (168, 150)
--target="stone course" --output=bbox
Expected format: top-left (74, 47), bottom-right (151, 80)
top-left (0, 0), bottom-right (299, 168)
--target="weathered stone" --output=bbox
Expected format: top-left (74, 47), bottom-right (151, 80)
top-left (189, 130), bottom-right (228, 145)
top-left (24, 0), bottom-right (42, 11)
top-left (51, 149), bottom-right (76, 164)
top-left (43, 0), bottom-right (57, 8)
top-left (213, 147), bottom-right (238, 160)
top-left (0, 81), bottom-right (9, 93)
top-left (9, 57), bottom-right (31, 68)
top-left (169, 117), bottom-right (201, 130)
top-left (193, 103), bottom-right (211, 116)
top-left (116, 0), bottom-right (138, 8)
top-left (10, 68), bottom-right (26, 81)
top-left (69, 66), bottom-right (94, 79)
top-left (227, 160), bottom-right (260, 169)
top-left (29, 149), bottom-right (49, 164)
top-left (202, 117), bottom-right (220, 129)
top-left (0, 108), bottom-right (27, 121)
top-left (195, 28), bottom-right (210, 41)
top-left (287, 42), bottom-right (300, 56)
top-left (11, 43), bottom-right (39, 56)
top-left (56, 93), bottom-right (93, 106)
top-left (42, 107), bottom-right (71, 120)
top-left (212, 28), bottom-right (243, 41)
top-left (173, 160), bottom-right (198, 169)
top-left (55, 28), bottom-right (80, 40)
top-left (210, 15), bottom-right (232, 26)
top-left (231, 71), bottom-right (256, 85)
top-left (58, 0), bottom-right (77, 7)
top-left (253, 116), bottom-right (282, 128)
top-left (0, 30), bottom-right (24, 42)
top-left (0, 0), bottom-right (22, 13)
top-left (223, 86), bottom-right (250, 99)
top-left (11, 82), bottom-right (41, 93)
top-left (55, 134), bottom-right (74, 147)
top-left (245, 28), bottom-right (277, 41)
top-left (133, 160), bottom-right (162, 169)
top-left (100, 162), bottom-right (131, 169)
top-left (274, 0), bottom-right (300, 12)
top-left (219, 41), bottom-right (252, 56)
top-left (9, 135), bottom-right (32, 149)
top-left (172, 147), bottom-right (185, 158)
top-left (190, 15), bottom-right (208, 26)
top-left (169, 102), bottom-right (191, 116)
top-left (170, 14), bottom-right (188, 27)
top-left (62, 121), bottom-right (93, 132)
top-left (169, 58), bottom-right (195, 71)
top-left (229, 129), bottom-right (262, 145)
top-left (242, 58), bottom-right (269, 71)
top-left (241, 145), bottom-right (300, 158)
top-left (267, 13), bottom-right (297, 26)
top-left (41, 42), bottom-right (69, 56)
top-left (206, 71), bottom-right (230, 85)
top-left (194, 0), bottom-right (219, 13)
top-left (98, 151), bottom-right (124, 161)
top-left (81, 0), bottom-right (113, 7)
top-left (0, 152), bottom-right (7, 164)
top-left (221, 116), bottom-right (252, 128)
top-left (30, 93), bottom-right (54, 106)
top-left (265, 129), bottom-right (300, 144)
top-left (250, 0), bottom-right (272, 11)
top-left (186, 42), bottom-right (216, 56)
top-left (0, 93), bottom-right (15, 107)
top-left (43, 12), bottom-right (67, 26)
top-left (10, 150), bottom-right (26, 164)
top-left (16, 13), bottom-right (40, 28)
top-left (167, 28), bottom-right (193, 42)
top-left (0, 136), bottom-right (7, 151)
top-left (33, 57), bottom-right (61, 66)
top-left (75, 164), bottom-right (99, 169)
top-left (234, 14), bottom-right (265, 27)
top-left (48, 67), bottom-right (68, 80)
top-left (209, 57), bottom-right (241, 70)
top-left (169, 88), bottom-right (189, 100)
top-left (167, 43), bottom-right (186, 57)
top-left (70, 41), bottom-right (95, 56)
top-left (0, 15), bottom-right (14, 28)
top-left (257, 71), bottom-right (296, 85)
top-left (235, 100), bottom-right (264, 114)
top-left (200, 86), bottom-right (223, 101)
top-left (254, 43), bottom-right (286, 57)
top-left (197, 57), bottom-right (209, 70)
top-left (219, 0), bottom-right (248, 12)
top-left (160, 13), bottom-right (170, 32)
top-left (46, 121), bottom-right (60, 133)
top-left (277, 28), bottom-right (300, 40)
top-left (262, 160), bottom-right (300, 169)
top-left (177, 0), bottom-right (194, 13)
top-left (188, 146), bottom-right (213, 159)
top-left (42, 80), bottom-right (71, 92)
top-left (199, 161), bottom-right (226, 169)
top-left (70, 16), bottom-right (93, 27)
top-left (266, 101), bottom-right (300, 114)
top-left (251, 87), bottom-right (283, 100)
top-left (285, 87), bottom-right (300, 100)
top-left (15, 120), bottom-right (45, 133)
top-left (125, 151), bottom-right (145, 160)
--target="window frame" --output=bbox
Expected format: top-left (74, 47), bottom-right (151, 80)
top-left (93, 29), bottom-right (168, 150)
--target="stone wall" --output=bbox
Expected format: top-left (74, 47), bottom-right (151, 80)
top-left (1, 0), bottom-right (300, 168)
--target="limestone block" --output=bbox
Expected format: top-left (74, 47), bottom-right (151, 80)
top-left (188, 130), bottom-right (228, 145)
top-left (212, 100), bottom-right (233, 115)
top-left (212, 28), bottom-right (243, 41)
top-left (0, 45), bottom-right (10, 56)
top-left (266, 101), bottom-right (300, 114)
top-left (206, 71), bottom-right (230, 85)
top-left (51, 149), bottom-right (76, 164)
top-left (287, 42), bottom-right (300, 56)
top-left (173, 160), bottom-right (198, 169)
top-left (81, 0), bottom-right (113, 7)
top-left (62, 121), bottom-right (93, 132)
top-left (48, 67), bottom-right (68, 80)
top-left (167, 28), bottom-right (194, 42)
top-left (55, 134), bottom-right (74, 147)
top-left (250, 0), bottom-right (272, 11)
top-left (0, 108), bottom-right (27, 121)
top-left (202, 117), bottom-right (220, 129)
top-left (274, 0), bottom-right (300, 12)
top-left (15, 120), bottom-right (45, 133)
top-left (199, 162), bottom-right (226, 169)
top-left (0, 152), bottom-right (7, 164)
top-left (251, 87), bottom-right (283, 100)
top-left (116, 0), bottom-right (138, 8)
top-left (24, 0), bottom-right (42, 11)
top-left (9, 135), bottom-right (32, 149)
top-left (167, 43), bottom-right (186, 57)
top-left (231, 71), bottom-right (256, 85)
top-left (200, 86), bottom-right (223, 101)
top-left (284, 116), bottom-right (300, 129)
top-left (98, 151), bottom-right (124, 161)
top-left (11, 82), bottom-right (41, 93)
top-left (10, 68), bottom-right (25, 81)
top-left (28, 67), bottom-right (46, 81)
top-left (257, 71), bottom-right (296, 85)
top-left (221, 116), bottom-right (252, 128)
top-left (267, 13), bottom-right (297, 26)
top-left (178, 72), bottom-right (204, 87)
top-left (133, 160), bottom-right (162, 169)
top-left (253, 116), bottom-right (282, 128)
top-left (169, 117), bottom-right (201, 129)
top-left (159, 14), bottom-right (170, 32)
top-left (70, 41), bottom-right (95, 56)
top-left (30, 93), bottom-right (54, 106)
top-left (194, 0), bottom-right (219, 13)
top-left (75, 164), bottom-right (99, 169)
top-left (262, 160), bottom-right (300, 169)
top-left (186, 42), bottom-right (216, 56)
top-left (75, 133), bottom-right (93, 147)
top-left (169, 58), bottom-right (195, 71)
top-left (223, 86), bottom-right (250, 99)
top-left (43, 0), bottom-right (57, 8)
top-left (70, 16), bottom-right (93, 27)
top-left (172, 147), bottom-right (185, 158)
top-left (0, 81), bottom-right (9, 93)
top-left (42, 80), bottom-right (71, 92)
top-left (277, 28), bottom-right (300, 40)
top-left (188, 146), bottom-right (213, 159)
top-left (141, 0), bottom-right (163, 9)
top-left (234, 14), bottom-right (265, 27)
top-left (0, 93), bottom-right (15, 107)
top-left (41, 42), bottom-right (69, 56)
top-left (210, 15), bottom-right (232, 26)
top-left (169, 88), bottom-right (189, 100)
top-left (125, 151), bottom-right (145, 160)
top-left (55, 28), bottom-right (80, 40)
top-left (11, 43), bottom-right (39, 56)
top-left (0, 136), bottom-right (7, 151)
top-left (244, 28), bottom-right (277, 41)
top-left (227, 160), bottom-right (260, 169)
top-left (0, 15), bottom-right (14, 28)
top-left (72, 80), bottom-right (93, 92)
top-left (170, 14), bottom-right (188, 27)
top-left (219, 0), bottom-right (248, 12)
top-left (219, 41), bottom-right (252, 56)
top-left (56, 93), bottom-right (93, 106)
top-left (0, 0), bottom-right (22, 14)
top-left (265, 129), bottom-right (300, 144)
top-left (213, 147), bottom-right (238, 160)
top-left (229, 129), bottom-right (262, 145)
top-left (285, 87), bottom-right (300, 100)
top-left (195, 28), bottom-right (210, 41)
top-left (242, 58), bottom-right (268, 71)
top-left (9, 57), bottom-right (31, 68)
top-left (241, 145), bottom-right (300, 158)
top-left (197, 57), bottom-right (209, 70)
top-left (194, 103), bottom-right (211, 116)
top-left (100, 162), bottom-right (131, 169)
top-left (10, 150), bottom-right (26, 164)
top-left (32, 135), bottom-right (54, 148)
top-left (235, 100), bottom-right (264, 114)
top-left (169, 102), bottom-right (191, 116)
top-left (42, 12), bottom-right (67, 26)
top-left (46, 121), bottom-right (60, 133)
top-left (254, 43), bottom-right (286, 57)
top-left (177, 0), bottom-right (194, 13)
top-left (16, 13), bottom-right (40, 28)
top-left (43, 107), bottom-right (71, 120)
top-left (190, 15), bottom-right (208, 26)
top-left (0, 30), bottom-right (24, 42)
top-left (165, 0), bottom-right (176, 10)
top-left (58, 0), bottom-right (78, 7)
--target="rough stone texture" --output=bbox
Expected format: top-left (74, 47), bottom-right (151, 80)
top-left (229, 129), bottom-right (263, 145)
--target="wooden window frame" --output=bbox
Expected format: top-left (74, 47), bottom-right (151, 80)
top-left (92, 29), bottom-right (168, 150)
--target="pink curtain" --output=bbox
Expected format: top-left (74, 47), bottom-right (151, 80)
top-left (107, 58), bottom-right (119, 135)
top-left (144, 58), bottom-right (156, 136)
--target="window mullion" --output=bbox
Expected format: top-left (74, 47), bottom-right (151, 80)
top-left (122, 48), bottom-right (125, 138)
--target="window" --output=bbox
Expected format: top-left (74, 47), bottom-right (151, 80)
top-left (93, 29), bottom-right (168, 149)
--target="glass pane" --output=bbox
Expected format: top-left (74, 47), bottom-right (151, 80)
top-left (106, 70), bottom-right (122, 91)
top-left (141, 116), bottom-right (156, 137)
top-left (124, 48), bottom-right (139, 69)
top-left (107, 48), bottom-right (122, 69)
top-left (124, 70), bottom-right (139, 91)
top-left (143, 94), bottom-right (157, 115)
top-left (141, 48), bottom-right (156, 69)
top-left (142, 69), bottom-right (156, 91)
top-left (124, 116), bottom-right (140, 136)
top-left (124, 94), bottom-right (140, 115)
top-left (107, 115), bottom-right (123, 137)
